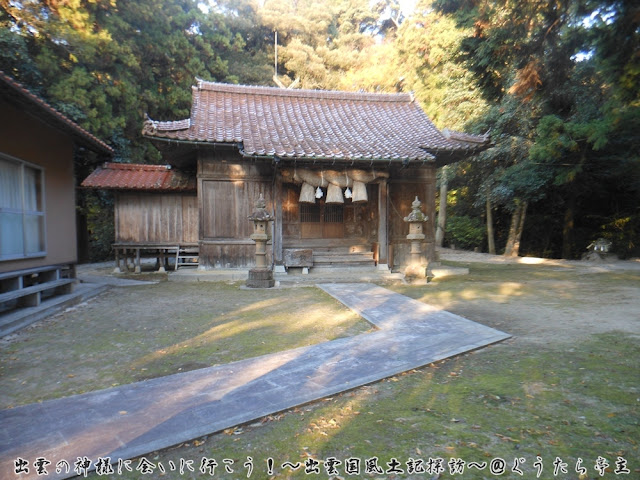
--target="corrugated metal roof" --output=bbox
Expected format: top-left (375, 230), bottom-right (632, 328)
top-left (81, 163), bottom-right (196, 192)
top-left (142, 81), bottom-right (488, 162)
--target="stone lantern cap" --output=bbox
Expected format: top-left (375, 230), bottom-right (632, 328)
top-left (403, 196), bottom-right (428, 223)
top-left (248, 194), bottom-right (274, 222)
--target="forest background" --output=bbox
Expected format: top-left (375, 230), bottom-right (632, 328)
top-left (2, 0), bottom-right (638, 261)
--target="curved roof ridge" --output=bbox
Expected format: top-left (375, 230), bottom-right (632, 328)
top-left (142, 81), bottom-right (490, 163)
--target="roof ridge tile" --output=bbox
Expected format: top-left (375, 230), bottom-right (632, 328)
top-left (105, 162), bottom-right (171, 171)
top-left (195, 80), bottom-right (412, 103)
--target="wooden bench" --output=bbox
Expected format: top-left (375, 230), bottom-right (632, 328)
top-left (0, 265), bottom-right (76, 308)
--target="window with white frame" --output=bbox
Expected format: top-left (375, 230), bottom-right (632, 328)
top-left (0, 154), bottom-right (46, 260)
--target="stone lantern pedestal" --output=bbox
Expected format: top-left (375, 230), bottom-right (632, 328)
top-left (403, 196), bottom-right (429, 282)
top-left (247, 194), bottom-right (275, 288)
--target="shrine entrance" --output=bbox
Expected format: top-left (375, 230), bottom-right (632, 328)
top-left (300, 201), bottom-right (345, 239)
top-left (280, 181), bottom-right (382, 268)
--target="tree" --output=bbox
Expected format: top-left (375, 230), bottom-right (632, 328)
top-left (258, 0), bottom-right (378, 90)
top-left (393, 1), bottom-right (487, 128)
top-left (435, 165), bottom-right (454, 247)
top-left (435, 0), bottom-right (640, 258)
top-left (1, 0), bottom-right (242, 161)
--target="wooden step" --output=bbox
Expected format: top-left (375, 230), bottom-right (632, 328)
top-left (313, 253), bottom-right (374, 263)
top-left (282, 241), bottom-right (376, 268)
top-left (310, 245), bottom-right (371, 254)
top-left (313, 251), bottom-right (375, 268)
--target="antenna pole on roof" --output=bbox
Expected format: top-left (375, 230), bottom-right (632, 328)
top-left (273, 31), bottom-right (287, 89)
top-left (273, 30), bottom-right (300, 89)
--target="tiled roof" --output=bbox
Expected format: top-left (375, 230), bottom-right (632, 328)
top-left (142, 81), bottom-right (488, 163)
top-left (0, 71), bottom-right (113, 156)
top-left (81, 163), bottom-right (196, 192)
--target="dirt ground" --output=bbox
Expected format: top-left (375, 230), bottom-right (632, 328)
top-left (429, 249), bottom-right (640, 345)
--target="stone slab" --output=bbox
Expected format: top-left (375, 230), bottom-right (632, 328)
top-left (283, 249), bottom-right (313, 267)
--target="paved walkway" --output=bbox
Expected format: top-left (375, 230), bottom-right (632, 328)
top-left (0, 283), bottom-right (510, 480)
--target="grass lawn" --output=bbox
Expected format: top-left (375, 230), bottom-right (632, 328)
top-left (112, 263), bottom-right (638, 480)
top-left (0, 282), bottom-right (371, 407)
top-left (138, 334), bottom-right (637, 479)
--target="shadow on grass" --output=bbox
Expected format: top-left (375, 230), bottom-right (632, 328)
top-left (135, 333), bottom-right (638, 480)
top-left (0, 283), bottom-right (371, 407)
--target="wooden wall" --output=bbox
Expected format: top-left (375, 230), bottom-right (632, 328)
top-left (192, 148), bottom-right (438, 270)
top-left (388, 164), bottom-right (437, 269)
top-left (198, 151), bottom-right (275, 268)
top-left (281, 182), bottom-right (379, 244)
top-left (115, 192), bottom-right (198, 244)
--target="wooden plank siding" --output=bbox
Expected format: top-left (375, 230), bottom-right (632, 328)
top-left (198, 151), bottom-right (275, 268)
top-left (388, 165), bottom-right (437, 269)
top-left (114, 192), bottom-right (198, 244)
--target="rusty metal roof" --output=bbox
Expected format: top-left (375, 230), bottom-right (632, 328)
top-left (0, 71), bottom-right (113, 156)
top-left (81, 163), bottom-right (196, 192)
top-left (142, 81), bottom-right (488, 163)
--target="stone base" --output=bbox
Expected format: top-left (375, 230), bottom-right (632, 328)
top-left (246, 268), bottom-right (275, 288)
top-left (284, 249), bottom-right (313, 268)
top-left (404, 264), bottom-right (432, 283)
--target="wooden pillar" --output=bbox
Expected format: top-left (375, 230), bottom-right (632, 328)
top-left (274, 173), bottom-right (284, 270)
top-left (377, 179), bottom-right (389, 270)
top-left (114, 247), bottom-right (121, 273)
top-left (425, 165), bottom-right (437, 265)
top-left (158, 250), bottom-right (166, 273)
top-left (135, 248), bottom-right (141, 273)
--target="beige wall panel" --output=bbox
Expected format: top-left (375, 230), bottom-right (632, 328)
top-left (0, 100), bottom-right (77, 273)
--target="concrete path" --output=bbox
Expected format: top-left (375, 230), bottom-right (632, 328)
top-left (0, 283), bottom-right (510, 480)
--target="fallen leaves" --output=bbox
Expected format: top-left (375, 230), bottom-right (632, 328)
top-left (495, 433), bottom-right (520, 443)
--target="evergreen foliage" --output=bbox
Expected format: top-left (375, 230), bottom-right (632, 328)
top-left (2, 0), bottom-right (637, 259)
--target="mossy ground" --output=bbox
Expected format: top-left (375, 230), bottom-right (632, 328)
top-left (2, 260), bottom-right (639, 479)
top-left (100, 332), bottom-right (637, 480)
top-left (0, 282), bottom-right (370, 407)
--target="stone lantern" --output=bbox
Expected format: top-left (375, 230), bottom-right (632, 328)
top-left (403, 196), bottom-right (429, 281)
top-left (247, 193), bottom-right (275, 288)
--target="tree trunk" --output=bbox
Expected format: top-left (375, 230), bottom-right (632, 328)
top-left (504, 200), bottom-right (527, 257)
top-left (516, 201), bottom-right (527, 252)
top-left (435, 173), bottom-right (448, 247)
top-left (562, 192), bottom-right (576, 259)
top-left (486, 196), bottom-right (496, 254)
